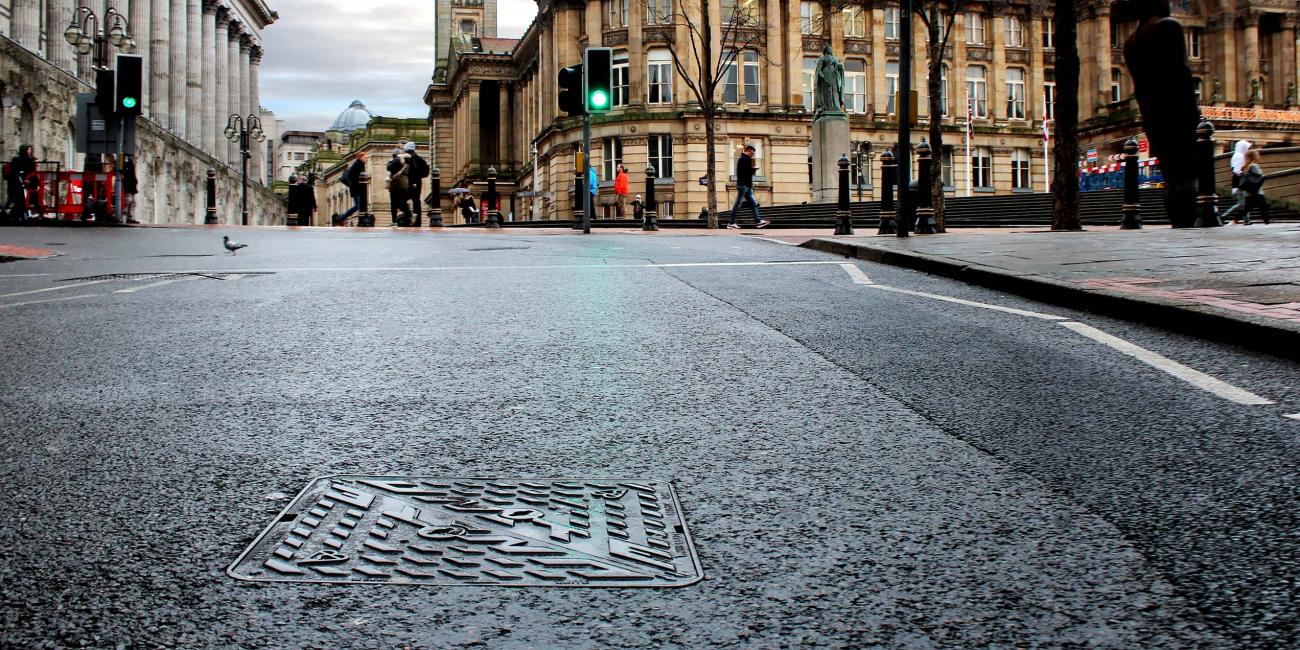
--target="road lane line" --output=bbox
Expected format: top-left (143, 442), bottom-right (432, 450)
top-left (868, 284), bottom-right (1068, 321)
top-left (1059, 321), bottom-right (1274, 406)
top-left (161, 261), bottom-right (846, 273)
top-left (1284, 413), bottom-right (1300, 421)
top-left (758, 238), bottom-right (798, 246)
top-left (839, 264), bottom-right (874, 285)
top-left (0, 274), bottom-right (51, 278)
top-left (114, 277), bottom-right (188, 294)
top-left (0, 294), bottom-right (100, 309)
top-left (0, 279), bottom-right (112, 299)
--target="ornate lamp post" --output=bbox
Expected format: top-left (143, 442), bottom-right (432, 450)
top-left (65, 6), bottom-right (135, 70)
top-left (224, 113), bottom-right (265, 226)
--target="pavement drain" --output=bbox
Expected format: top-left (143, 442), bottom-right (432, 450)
top-left (59, 272), bottom-right (273, 282)
top-left (228, 476), bottom-right (703, 588)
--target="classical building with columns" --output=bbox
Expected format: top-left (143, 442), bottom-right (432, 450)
top-left (0, 0), bottom-right (284, 225)
top-left (426, 0), bottom-right (1300, 223)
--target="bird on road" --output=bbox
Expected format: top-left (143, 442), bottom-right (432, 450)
top-left (222, 236), bottom-right (247, 255)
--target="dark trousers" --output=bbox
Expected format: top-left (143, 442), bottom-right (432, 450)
top-left (729, 186), bottom-right (761, 224)
top-left (409, 182), bottom-right (423, 225)
top-left (389, 188), bottom-right (412, 225)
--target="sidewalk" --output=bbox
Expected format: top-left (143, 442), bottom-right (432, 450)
top-left (802, 224), bottom-right (1300, 360)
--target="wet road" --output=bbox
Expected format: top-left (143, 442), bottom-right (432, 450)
top-left (0, 226), bottom-right (1296, 648)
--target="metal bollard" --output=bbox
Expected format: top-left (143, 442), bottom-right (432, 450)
top-left (485, 166), bottom-right (502, 228)
top-left (834, 154), bottom-right (854, 235)
top-left (1195, 120), bottom-right (1222, 227)
top-left (357, 172), bottom-right (374, 227)
top-left (643, 164), bottom-right (660, 231)
top-left (877, 150), bottom-right (897, 235)
top-left (914, 141), bottom-right (936, 234)
top-left (428, 166), bottom-right (443, 227)
top-left (205, 169), bottom-right (218, 224)
top-left (1121, 138), bottom-right (1142, 229)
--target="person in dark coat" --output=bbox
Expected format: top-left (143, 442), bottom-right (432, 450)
top-left (727, 144), bottom-right (770, 229)
top-left (457, 191), bottom-right (478, 224)
top-left (404, 141), bottom-right (426, 227)
top-left (1123, 0), bottom-right (1200, 227)
top-left (287, 174), bottom-right (317, 226)
top-left (336, 151), bottom-right (368, 225)
top-left (121, 154), bottom-right (139, 223)
top-left (4, 145), bottom-right (37, 220)
top-left (385, 148), bottom-right (412, 226)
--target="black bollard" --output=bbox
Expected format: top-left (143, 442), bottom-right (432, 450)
top-left (485, 166), bottom-right (502, 228)
top-left (428, 166), bottom-right (443, 227)
top-left (878, 149), bottom-right (897, 234)
top-left (205, 169), bottom-right (218, 224)
top-left (835, 154), bottom-right (854, 235)
top-left (1195, 120), bottom-right (1222, 227)
top-left (357, 172), bottom-right (375, 227)
top-left (1121, 138), bottom-right (1142, 229)
top-left (914, 141), bottom-right (936, 234)
top-left (643, 164), bottom-right (660, 231)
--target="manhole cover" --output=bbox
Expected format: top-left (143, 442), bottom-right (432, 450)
top-left (228, 476), bottom-right (702, 587)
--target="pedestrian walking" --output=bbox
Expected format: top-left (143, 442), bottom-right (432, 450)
top-left (287, 174), bottom-right (317, 226)
top-left (588, 165), bottom-right (599, 215)
top-left (632, 194), bottom-right (645, 223)
top-left (121, 154), bottom-right (139, 224)
top-left (335, 151), bottom-right (368, 225)
top-left (386, 148), bottom-right (413, 227)
top-left (1225, 140), bottom-right (1252, 222)
top-left (457, 191), bottom-right (479, 224)
top-left (3, 144), bottom-right (37, 220)
top-left (1222, 149), bottom-right (1270, 225)
top-left (728, 144), bottom-right (770, 229)
top-left (614, 164), bottom-right (630, 218)
top-left (404, 141), bottom-right (429, 227)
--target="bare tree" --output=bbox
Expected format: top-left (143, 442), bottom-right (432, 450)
top-left (1050, 0), bottom-right (1080, 230)
top-left (650, 0), bottom-right (767, 229)
top-left (915, 4), bottom-right (962, 232)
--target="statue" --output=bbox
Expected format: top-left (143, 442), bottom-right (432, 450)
top-left (813, 45), bottom-right (845, 118)
top-left (1250, 78), bottom-right (1262, 103)
top-left (1212, 77), bottom-right (1224, 102)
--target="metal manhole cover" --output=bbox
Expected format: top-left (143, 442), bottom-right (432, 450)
top-left (228, 476), bottom-right (702, 587)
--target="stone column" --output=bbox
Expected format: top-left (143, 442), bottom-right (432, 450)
top-left (169, 0), bottom-right (187, 134)
top-left (185, 0), bottom-right (201, 143)
top-left (499, 82), bottom-right (511, 170)
top-left (150, 0), bottom-right (169, 120)
top-left (1280, 17), bottom-right (1297, 104)
top-left (128, 0), bottom-right (151, 111)
top-left (201, 1), bottom-right (217, 155)
top-left (226, 22), bottom-right (242, 164)
top-left (1242, 11), bottom-right (1261, 102)
top-left (13, 0), bottom-right (41, 53)
top-left (1094, 6), bottom-right (1113, 111)
top-left (249, 46), bottom-right (262, 184)
top-left (46, 0), bottom-right (76, 72)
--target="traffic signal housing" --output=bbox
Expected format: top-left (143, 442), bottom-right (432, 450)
top-left (557, 64), bottom-right (584, 117)
top-left (584, 48), bottom-right (612, 113)
top-left (115, 54), bottom-right (143, 117)
top-left (95, 68), bottom-right (116, 117)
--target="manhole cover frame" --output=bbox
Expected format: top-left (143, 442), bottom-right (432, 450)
top-left (227, 475), bottom-right (704, 588)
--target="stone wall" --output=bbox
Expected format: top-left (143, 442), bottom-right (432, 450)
top-left (0, 35), bottom-right (285, 225)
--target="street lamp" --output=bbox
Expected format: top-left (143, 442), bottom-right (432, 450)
top-left (65, 6), bottom-right (134, 70)
top-left (851, 140), bottom-right (873, 203)
top-left (225, 113), bottom-right (265, 226)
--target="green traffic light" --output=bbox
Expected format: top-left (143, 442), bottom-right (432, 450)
top-left (122, 97), bottom-right (137, 109)
top-left (590, 90), bottom-right (609, 109)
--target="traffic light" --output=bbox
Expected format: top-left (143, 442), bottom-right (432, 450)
top-left (557, 64), bottom-right (585, 117)
top-left (583, 48), bottom-right (612, 113)
top-left (95, 68), bottom-right (116, 117)
top-left (115, 54), bottom-right (143, 117)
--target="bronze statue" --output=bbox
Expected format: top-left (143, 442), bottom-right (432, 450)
top-left (814, 45), bottom-right (845, 118)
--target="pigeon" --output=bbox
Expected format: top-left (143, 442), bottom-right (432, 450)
top-left (222, 236), bottom-right (247, 255)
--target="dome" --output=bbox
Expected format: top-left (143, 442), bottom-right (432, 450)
top-left (328, 100), bottom-right (375, 133)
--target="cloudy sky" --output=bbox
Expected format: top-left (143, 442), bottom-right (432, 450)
top-left (260, 0), bottom-right (538, 131)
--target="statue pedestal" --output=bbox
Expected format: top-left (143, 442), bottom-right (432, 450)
top-left (812, 114), bottom-right (850, 204)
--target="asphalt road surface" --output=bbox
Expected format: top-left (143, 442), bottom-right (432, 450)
top-left (1, 226), bottom-right (1296, 649)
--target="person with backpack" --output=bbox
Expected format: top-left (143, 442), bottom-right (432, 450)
top-left (335, 151), bottom-right (368, 225)
top-left (386, 148), bottom-right (413, 227)
top-left (287, 174), bottom-right (316, 226)
top-left (1222, 148), bottom-right (1270, 225)
top-left (4, 145), bottom-right (37, 220)
top-left (404, 142), bottom-right (429, 227)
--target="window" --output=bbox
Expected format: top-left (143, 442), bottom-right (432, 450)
top-left (1006, 68), bottom-right (1026, 119)
top-left (939, 63), bottom-right (949, 116)
top-left (723, 51), bottom-right (740, 104)
top-left (1004, 16), bottom-right (1025, 48)
top-left (886, 61), bottom-right (900, 114)
top-left (942, 146), bottom-right (954, 187)
top-left (1111, 68), bottom-right (1122, 103)
top-left (729, 139), bottom-right (764, 181)
top-left (800, 2), bottom-right (822, 35)
top-left (1011, 149), bottom-right (1031, 189)
top-left (606, 0), bottom-right (627, 28)
top-left (459, 19), bottom-right (476, 35)
top-left (1043, 18), bottom-right (1054, 49)
top-left (1044, 69), bottom-right (1056, 121)
top-left (972, 147), bottom-right (992, 188)
top-left (602, 137), bottom-right (623, 179)
top-left (844, 5), bottom-right (866, 38)
top-left (965, 13), bottom-right (985, 45)
top-left (649, 134), bottom-right (673, 178)
top-left (722, 0), bottom-right (760, 22)
top-left (845, 59), bottom-right (866, 114)
top-left (742, 50), bottom-right (760, 104)
top-left (295, 152), bottom-right (306, 160)
top-left (966, 65), bottom-right (987, 118)
top-left (646, 0), bottom-right (671, 25)
top-left (802, 56), bottom-right (818, 111)
top-left (613, 55), bottom-right (630, 107)
top-left (648, 49), bottom-right (673, 104)
top-left (1110, 19), bottom-right (1119, 49)
top-left (1186, 28), bottom-right (1202, 59)
top-left (885, 7), bottom-right (900, 41)
top-left (1193, 77), bottom-right (1203, 103)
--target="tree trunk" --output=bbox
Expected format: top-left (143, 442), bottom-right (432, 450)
top-left (1051, 0), bottom-right (1082, 231)
top-left (702, 0), bottom-right (718, 229)
top-left (926, 14), bottom-right (947, 232)
top-left (705, 112), bottom-right (719, 229)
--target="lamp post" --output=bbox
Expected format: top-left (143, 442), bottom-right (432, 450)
top-left (65, 6), bottom-right (135, 70)
top-left (851, 140), bottom-right (873, 203)
top-left (224, 113), bottom-right (264, 226)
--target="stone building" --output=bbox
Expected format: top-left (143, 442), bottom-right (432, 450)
top-left (0, 0), bottom-right (285, 225)
top-left (276, 129), bottom-right (324, 184)
top-left (314, 112), bottom-right (430, 228)
top-left (426, 0), bottom-right (1300, 223)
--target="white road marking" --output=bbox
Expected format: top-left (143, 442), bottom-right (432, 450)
top-left (839, 263), bottom-right (874, 285)
top-left (759, 238), bottom-right (798, 246)
top-left (0, 294), bottom-right (100, 309)
top-left (868, 284), bottom-right (1067, 321)
top-left (0, 279), bottom-right (112, 299)
top-left (167, 261), bottom-right (846, 273)
top-left (0, 274), bottom-right (51, 278)
top-left (1283, 413), bottom-right (1300, 421)
top-left (1059, 321), bottom-right (1274, 406)
top-left (114, 277), bottom-right (188, 294)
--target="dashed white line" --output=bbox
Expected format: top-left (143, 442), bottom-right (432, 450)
top-left (868, 284), bottom-right (1068, 321)
top-left (0, 294), bottom-right (100, 309)
top-left (839, 263), bottom-right (874, 285)
top-left (114, 277), bottom-right (188, 294)
top-left (1059, 321), bottom-right (1275, 406)
top-left (1283, 413), bottom-right (1300, 421)
top-left (0, 274), bottom-right (51, 278)
top-left (0, 279), bottom-right (112, 299)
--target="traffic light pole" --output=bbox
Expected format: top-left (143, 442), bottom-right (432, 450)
top-left (582, 114), bottom-right (592, 234)
top-left (115, 116), bottom-right (124, 222)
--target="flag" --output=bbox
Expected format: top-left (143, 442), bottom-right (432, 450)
top-left (966, 97), bottom-right (974, 142)
top-left (1041, 119), bottom-right (1050, 143)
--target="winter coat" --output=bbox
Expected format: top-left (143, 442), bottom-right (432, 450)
top-left (588, 167), bottom-right (598, 196)
top-left (288, 184), bottom-right (316, 215)
top-left (387, 155), bottom-right (410, 192)
top-left (614, 170), bottom-right (629, 195)
top-left (345, 159), bottom-right (366, 196)
top-left (736, 153), bottom-right (755, 188)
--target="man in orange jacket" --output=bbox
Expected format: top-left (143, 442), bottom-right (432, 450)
top-left (614, 164), bottom-right (630, 218)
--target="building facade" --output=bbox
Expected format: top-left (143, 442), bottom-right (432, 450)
top-left (0, 0), bottom-right (284, 224)
top-left (426, 0), bottom-right (1300, 223)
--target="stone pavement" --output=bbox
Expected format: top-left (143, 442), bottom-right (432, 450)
top-left (802, 223), bottom-right (1300, 360)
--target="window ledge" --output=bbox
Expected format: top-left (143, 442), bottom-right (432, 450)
top-left (974, 187), bottom-right (996, 193)
top-left (1012, 187), bottom-right (1034, 193)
